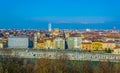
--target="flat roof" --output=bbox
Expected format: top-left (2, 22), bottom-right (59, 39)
top-left (9, 36), bottom-right (28, 38)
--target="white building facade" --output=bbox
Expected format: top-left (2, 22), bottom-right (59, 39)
top-left (8, 36), bottom-right (29, 49)
top-left (53, 37), bottom-right (65, 50)
top-left (68, 37), bottom-right (82, 50)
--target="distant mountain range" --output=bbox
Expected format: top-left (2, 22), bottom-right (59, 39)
top-left (0, 21), bottom-right (120, 30)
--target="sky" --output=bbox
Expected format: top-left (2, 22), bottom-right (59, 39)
top-left (0, 0), bottom-right (120, 29)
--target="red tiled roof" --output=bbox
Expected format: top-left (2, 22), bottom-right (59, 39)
top-left (114, 46), bottom-right (120, 49)
top-left (103, 41), bottom-right (115, 43)
top-left (82, 42), bottom-right (91, 44)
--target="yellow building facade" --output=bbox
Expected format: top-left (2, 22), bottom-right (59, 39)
top-left (91, 42), bottom-right (103, 50)
top-left (0, 43), bottom-right (3, 48)
top-left (82, 42), bottom-right (91, 50)
top-left (44, 39), bottom-right (54, 49)
top-left (37, 41), bottom-right (45, 49)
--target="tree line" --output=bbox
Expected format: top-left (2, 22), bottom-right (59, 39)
top-left (0, 56), bottom-right (120, 73)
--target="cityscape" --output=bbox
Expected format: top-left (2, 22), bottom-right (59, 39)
top-left (1, 0), bottom-right (120, 73)
top-left (0, 23), bottom-right (120, 73)
top-left (0, 23), bottom-right (120, 60)
top-left (0, 23), bottom-right (120, 52)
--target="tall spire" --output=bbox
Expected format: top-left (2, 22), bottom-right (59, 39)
top-left (48, 23), bottom-right (52, 32)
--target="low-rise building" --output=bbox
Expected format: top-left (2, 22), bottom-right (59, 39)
top-left (0, 38), bottom-right (3, 48)
top-left (53, 37), bottom-right (65, 49)
top-left (67, 35), bottom-right (82, 50)
top-left (115, 40), bottom-right (120, 46)
top-left (44, 38), bottom-right (54, 49)
top-left (0, 42), bottom-right (3, 48)
top-left (104, 36), bottom-right (120, 41)
top-left (91, 41), bottom-right (103, 50)
top-left (82, 42), bottom-right (91, 50)
top-left (8, 36), bottom-right (29, 49)
top-left (103, 41), bottom-right (115, 50)
top-left (37, 41), bottom-right (45, 49)
top-left (113, 46), bottom-right (120, 54)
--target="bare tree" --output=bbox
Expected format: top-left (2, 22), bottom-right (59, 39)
top-left (95, 61), bottom-right (115, 73)
top-left (79, 61), bottom-right (94, 73)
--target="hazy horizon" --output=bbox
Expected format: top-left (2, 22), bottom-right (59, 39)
top-left (0, 0), bottom-right (120, 29)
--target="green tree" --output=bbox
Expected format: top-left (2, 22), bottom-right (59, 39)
top-left (107, 48), bottom-right (111, 53)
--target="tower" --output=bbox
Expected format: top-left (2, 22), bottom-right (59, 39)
top-left (34, 33), bottom-right (37, 49)
top-left (112, 26), bottom-right (117, 33)
top-left (48, 23), bottom-right (52, 32)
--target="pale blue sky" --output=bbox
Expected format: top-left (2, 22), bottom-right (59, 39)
top-left (0, 0), bottom-right (120, 28)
